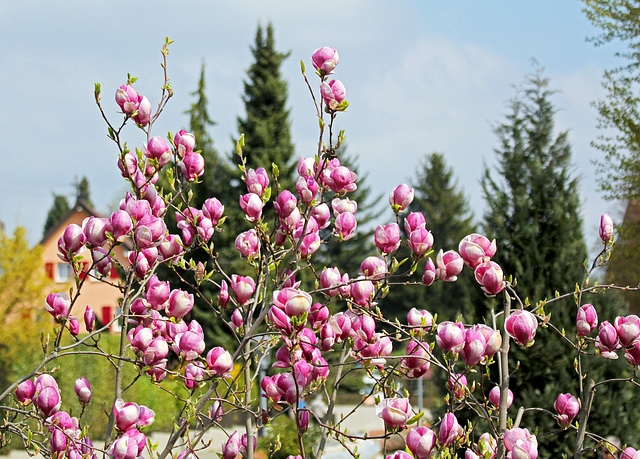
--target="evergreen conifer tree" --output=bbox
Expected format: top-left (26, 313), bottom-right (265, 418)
top-left (482, 71), bottom-right (639, 454)
top-left (381, 153), bottom-right (477, 323)
top-left (43, 194), bottom-right (70, 236)
top-left (235, 23), bottom-right (294, 187)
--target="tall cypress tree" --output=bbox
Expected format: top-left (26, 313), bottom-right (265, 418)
top-left (236, 23), bottom-right (294, 186)
top-left (482, 71), bottom-right (639, 454)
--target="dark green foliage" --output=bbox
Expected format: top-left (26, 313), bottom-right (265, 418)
top-left (483, 72), bottom-right (586, 301)
top-left (236, 23), bottom-right (295, 188)
top-left (381, 153), bottom-right (478, 324)
top-left (482, 71), bottom-right (640, 454)
top-left (582, 0), bottom-right (640, 201)
top-left (257, 413), bottom-right (321, 459)
top-left (155, 64), bottom-right (236, 350)
top-left (76, 176), bottom-right (93, 207)
top-left (43, 194), bottom-right (70, 236)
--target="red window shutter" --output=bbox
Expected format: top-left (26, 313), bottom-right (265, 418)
top-left (101, 306), bottom-right (112, 325)
top-left (45, 263), bottom-right (54, 279)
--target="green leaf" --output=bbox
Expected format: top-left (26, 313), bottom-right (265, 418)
top-left (336, 100), bottom-right (349, 111)
top-left (94, 82), bottom-right (101, 101)
top-left (407, 411), bottom-right (424, 425)
top-left (300, 59), bottom-right (306, 74)
top-left (272, 162), bottom-right (279, 178)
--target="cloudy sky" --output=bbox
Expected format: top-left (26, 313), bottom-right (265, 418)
top-left (0, 1), bottom-right (625, 252)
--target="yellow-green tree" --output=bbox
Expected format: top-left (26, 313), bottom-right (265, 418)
top-left (0, 227), bottom-right (52, 396)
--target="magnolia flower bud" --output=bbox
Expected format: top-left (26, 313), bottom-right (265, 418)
top-left (505, 310), bottom-right (538, 346)
top-left (576, 304), bottom-right (598, 337)
top-left (376, 397), bottom-right (412, 428)
top-left (312, 47), bottom-right (339, 74)
top-left (599, 213), bottom-right (614, 243)
top-left (389, 184), bottom-right (414, 212)
top-left (74, 377), bottom-right (92, 404)
top-left (554, 393), bottom-right (580, 426)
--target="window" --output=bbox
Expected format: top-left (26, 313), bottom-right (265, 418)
top-left (55, 263), bottom-right (71, 283)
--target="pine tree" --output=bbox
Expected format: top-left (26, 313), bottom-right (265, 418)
top-left (43, 194), bottom-right (70, 236)
top-left (76, 176), bottom-right (93, 206)
top-left (186, 64), bottom-right (232, 207)
top-left (381, 153), bottom-right (478, 323)
top-left (236, 23), bottom-right (294, 186)
top-left (482, 71), bottom-right (640, 454)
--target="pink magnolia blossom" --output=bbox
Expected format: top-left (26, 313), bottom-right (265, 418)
top-left (447, 373), bottom-right (468, 399)
top-left (405, 212), bottom-right (426, 235)
top-left (459, 233), bottom-right (497, 268)
top-left (374, 223), bottom-right (401, 254)
top-left (312, 47), bottom-right (339, 74)
top-left (474, 261), bottom-right (505, 295)
top-left (489, 386), bottom-right (513, 409)
top-left (439, 412), bottom-right (462, 447)
top-left (144, 136), bottom-right (171, 169)
top-left (422, 258), bottom-right (436, 286)
top-left (554, 393), bottom-right (580, 426)
top-left (218, 280), bottom-right (229, 308)
top-left (461, 326), bottom-right (487, 366)
top-left (230, 275), bottom-right (256, 305)
top-left (57, 224), bottom-right (86, 261)
top-left (504, 428), bottom-right (538, 459)
top-left (15, 380), bottom-right (36, 405)
top-left (167, 289), bottom-right (194, 320)
top-left (597, 320), bottom-right (621, 358)
top-left (577, 303), bottom-right (598, 337)
top-left (408, 228), bottom-right (434, 257)
top-left (239, 193), bottom-right (263, 222)
top-left (407, 308), bottom-right (433, 330)
top-left (245, 167), bottom-right (269, 196)
top-left (74, 377), bottom-right (92, 404)
top-left (134, 96), bottom-right (151, 125)
top-left (376, 397), bottom-right (413, 428)
top-left (295, 176), bottom-right (318, 204)
top-left (600, 213), bottom-right (614, 243)
top-left (320, 267), bottom-right (342, 297)
top-left (206, 347), bottom-right (233, 377)
top-left (110, 210), bottom-right (133, 242)
top-left (389, 184), bottom-right (414, 212)
top-left (235, 229), bottom-right (260, 258)
top-left (332, 197), bottom-right (358, 216)
top-left (436, 321), bottom-right (465, 354)
top-left (274, 190), bottom-right (298, 219)
top-left (615, 315), bottom-right (640, 347)
top-left (435, 249), bottom-right (464, 282)
top-left (115, 84), bottom-right (139, 114)
top-left (406, 426), bottom-right (437, 459)
top-left (321, 79), bottom-right (346, 110)
top-left (45, 292), bottom-right (71, 321)
top-left (312, 203), bottom-right (331, 229)
top-left (360, 256), bottom-right (388, 280)
top-left (35, 386), bottom-right (61, 417)
top-left (350, 277), bottom-right (375, 307)
top-left (335, 211), bottom-right (357, 240)
top-left (174, 130), bottom-right (196, 158)
top-left (505, 310), bottom-right (538, 346)
top-left (181, 152), bottom-right (205, 181)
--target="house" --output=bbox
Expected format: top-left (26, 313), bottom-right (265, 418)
top-left (41, 199), bottom-right (130, 332)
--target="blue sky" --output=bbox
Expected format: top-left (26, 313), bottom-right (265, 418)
top-left (0, 1), bottom-right (625, 253)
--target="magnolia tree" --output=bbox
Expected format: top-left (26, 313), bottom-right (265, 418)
top-left (1, 39), bottom-right (639, 459)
